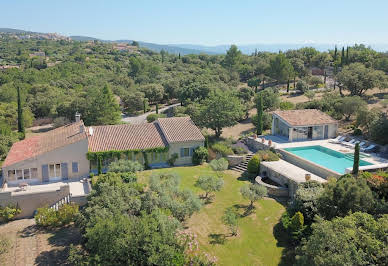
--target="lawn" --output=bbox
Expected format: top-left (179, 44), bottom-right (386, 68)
top-left (137, 165), bottom-right (290, 266)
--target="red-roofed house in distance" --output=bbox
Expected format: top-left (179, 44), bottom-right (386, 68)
top-left (2, 115), bottom-right (204, 187)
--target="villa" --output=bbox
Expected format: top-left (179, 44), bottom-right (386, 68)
top-left (2, 116), bottom-right (204, 186)
top-left (271, 109), bottom-right (338, 141)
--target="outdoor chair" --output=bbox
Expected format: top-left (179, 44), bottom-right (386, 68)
top-left (361, 144), bottom-right (376, 152)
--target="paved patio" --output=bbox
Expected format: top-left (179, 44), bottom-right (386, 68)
top-left (2, 178), bottom-right (90, 196)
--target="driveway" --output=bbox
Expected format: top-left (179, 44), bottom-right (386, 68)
top-left (121, 103), bottom-right (180, 124)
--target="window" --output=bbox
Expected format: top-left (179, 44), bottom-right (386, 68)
top-left (16, 170), bottom-right (23, 180)
top-left (23, 169), bottom-right (30, 179)
top-left (8, 170), bottom-right (15, 180)
top-left (49, 163), bottom-right (61, 178)
top-left (72, 162), bottom-right (79, 173)
top-left (31, 168), bottom-right (38, 179)
top-left (181, 148), bottom-right (190, 157)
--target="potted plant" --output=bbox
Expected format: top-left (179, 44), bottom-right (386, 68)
top-left (268, 140), bottom-right (272, 146)
top-left (261, 138), bottom-right (265, 143)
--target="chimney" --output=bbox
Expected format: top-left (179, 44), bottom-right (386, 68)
top-left (79, 124), bottom-right (85, 134)
top-left (75, 112), bottom-right (81, 122)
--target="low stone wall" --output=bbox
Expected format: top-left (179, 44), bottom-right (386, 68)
top-left (0, 185), bottom-right (71, 218)
top-left (259, 163), bottom-right (299, 197)
top-left (245, 137), bottom-right (272, 152)
top-left (226, 155), bottom-right (245, 167)
top-left (255, 176), bottom-right (289, 197)
top-left (278, 149), bottom-right (340, 179)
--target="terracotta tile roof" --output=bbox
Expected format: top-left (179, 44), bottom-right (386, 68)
top-left (87, 123), bottom-right (168, 152)
top-left (273, 109), bottom-right (337, 127)
top-left (2, 121), bottom-right (87, 167)
top-left (157, 117), bottom-right (205, 143)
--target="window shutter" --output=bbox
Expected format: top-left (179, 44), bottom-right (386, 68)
top-left (189, 148), bottom-right (194, 156)
top-left (42, 164), bottom-right (49, 182)
top-left (72, 162), bottom-right (79, 173)
top-left (61, 163), bottom-right (69, 180)
top-left (180, 148), bottom-right (184, 157)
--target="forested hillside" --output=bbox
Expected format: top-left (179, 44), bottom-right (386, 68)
top-left (1, 35), bottom-right (388, 161)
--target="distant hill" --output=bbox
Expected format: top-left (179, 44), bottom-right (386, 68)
top-left (70, 35), bottom-right (100, 41)
top-left (0, 28), bottom-right (38, 34)
top-left (2, 28), bottom-right (388, 54)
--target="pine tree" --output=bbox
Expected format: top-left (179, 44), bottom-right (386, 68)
top-left (352, 143), bottom-right (360, 175)
top-left (256, 94), bottom-right (263, 135)
top-left (16, 84), bottom-right (25, 139)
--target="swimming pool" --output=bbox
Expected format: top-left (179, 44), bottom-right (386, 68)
top-left (284, 145), bottom-right (373, 174)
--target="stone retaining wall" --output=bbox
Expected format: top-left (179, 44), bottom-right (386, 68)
top-left (245, 137), bottom-right (272, 152)
top-left (0, 185), bottom-right (71, 218)
top-left (255, 176), bottom-right (289, 197)
top-left (226, 155), bottom-right (245, 167)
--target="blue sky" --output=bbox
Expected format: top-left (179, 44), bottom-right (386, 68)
top-left (1, 0), bottom-right (387, 45)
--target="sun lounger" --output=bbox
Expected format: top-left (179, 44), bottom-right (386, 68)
top-left (347, 140), bottom-right (361, 147)
top-left (359, 141), bottom-right (366, 147)
top-left (361, 144), bottom-right (375, 152)
top-left (329, 136), bottom-right (344, 143)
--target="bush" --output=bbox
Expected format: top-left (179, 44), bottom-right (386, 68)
top-left (279, 101), bottom-right (295, 110)
top-left (53, 116), bottom-right (70, 128)
top-left (309, 76), bottom-right (322, 87)
top-left (35, 203), bottom-right (79, 227)
top-left (0, 204), bottom-right (21, 222)
top-left (232, 146), bottom-right (247, 155)
top-left (247, 155), bottom-right (260, 174)
top-left (209, 158), bottom-right (229, 177)
top-left (353, 128), bottom-right (362, 136)
top-left (108, 159), bottom-right (144, 173)
top-left (211, 143), bottom-right (233, 157)
top-left (256, 150), bottom-right (280, 162)
top-left (167, 153), bottom-right (178, 166)
top-left (256, 88), bottom-right (280, 111)
top-left (296, 80), bottom-right (309, 93)
top-left (146, 113), bottom-right (167, 123)
top-left (192, 146), bottom-right (208, 165)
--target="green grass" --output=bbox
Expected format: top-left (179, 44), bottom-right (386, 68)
top-left (137, 165), bottom-right (290, 266)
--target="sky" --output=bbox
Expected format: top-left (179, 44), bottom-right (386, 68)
top-left (1, 0), bottom-right (388, 46)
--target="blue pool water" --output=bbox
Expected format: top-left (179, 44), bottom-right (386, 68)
top-left (284, 145), bottom-right (373, 174)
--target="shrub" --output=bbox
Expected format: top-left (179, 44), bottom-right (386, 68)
top-left (209, 158), bottom-right (229, 177)
top-left (256, 150), bottom-right (280, 162)
top-left (296, 80), bottom-right (309, 93)
top-left (0, 204), bottom-right (21, 222)
top-left (167, 153), bottom-right (178, 166)
top-left (146, 113), bottom-right (167, 123)
top-left (192, 146), bottom-right (208, 165)
top-left (353, 128), bottom-right (362, 136)
top-left (279, 101), bottom-right (295, 110)
top-left (222, 207), bottom-right (239, 236)
top-left (309, 76), bottom-right (322, 87)
top-left (232, 146), bottom-right (247, 155)
top-left (247, 155), bottom-right (260, 174)
top-left (35, 203), bottom-right (79, 227)
top-left (211, 143), bottom-right (233, 157)
top-left (53, 116), bottom-right (70, 128)
top-left (108, 159), bottom-right (144, 173)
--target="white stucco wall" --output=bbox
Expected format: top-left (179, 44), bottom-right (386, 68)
top-left (168, 141), bottom-right (205, 166)
top-left (2, 138), bottom-right (90, 186)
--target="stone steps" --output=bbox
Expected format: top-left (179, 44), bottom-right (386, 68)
top-left (231, 153), bottom-right (254, 173)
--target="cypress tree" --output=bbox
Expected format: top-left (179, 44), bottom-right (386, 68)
top-left (346, 47), bottom-right (349, 64)
top-left (143, 99), bottom-right (147, 114)
top-left (324, 71), bottom-right (327, 84)
top-left (287, 79), bottom-right (290, 93)
top-left (341, 47), bottom-right (345, 66)
top-left (16, 84), bottom-right (25, 139)
top-left (334, 46), bottom-right (338, 61)
top-left (352, 143), bottom-right (360, 175)
top-left (256, 94), bottom-right (263, 135)
top-left (293, 75), bottom-right (296, 89)
top-left (156, 103), bottom-right (159, 114)
top-left (97, 156), bottom-right (102, 175)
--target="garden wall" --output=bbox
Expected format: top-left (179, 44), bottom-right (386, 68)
top-left (255, 176), bottom-right (289, 197)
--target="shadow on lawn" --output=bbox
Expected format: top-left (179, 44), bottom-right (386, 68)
top-left (208, 233), bottom-right (227, 245)
top-left (273, 220), bottom-right (296, 266)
